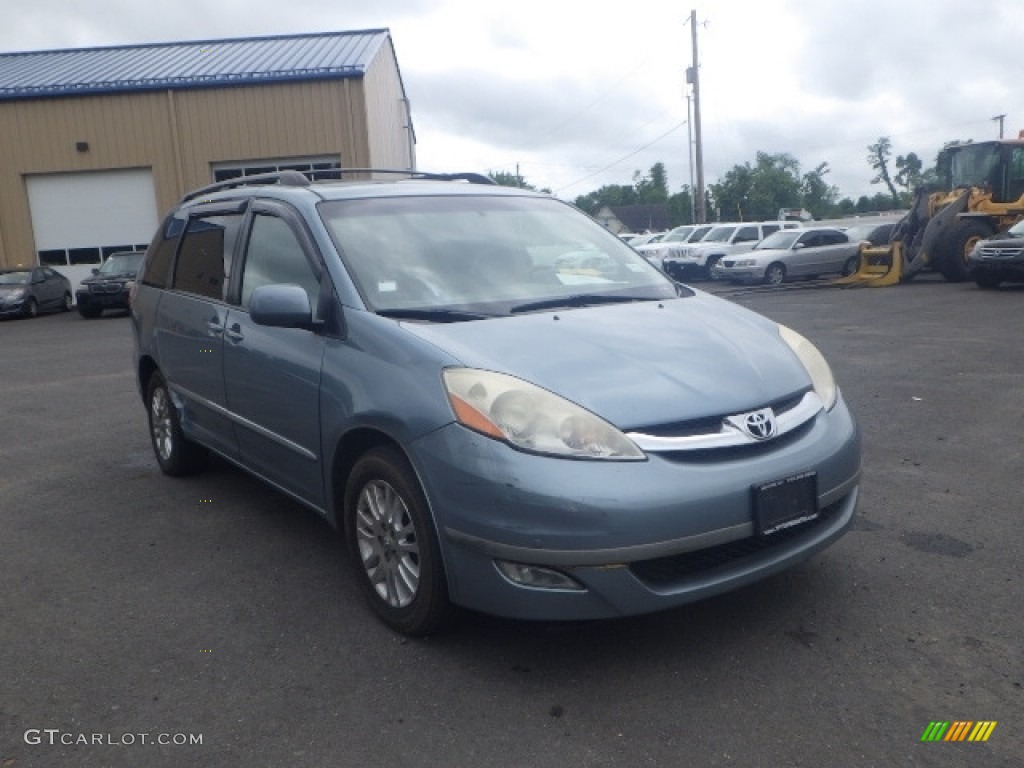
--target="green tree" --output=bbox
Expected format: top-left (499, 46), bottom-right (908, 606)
top-left (894, 152), bottom-right (923, 195)
top-left (634, 162), bottom-right (669, 204)
top-left (667, 186), bottom-right (694, 226)
top-left (489, 170), bottom-right (533, 189)
top-left (867, 137), bottom-right (901, 208)
top-left (573, 183), bottom-right (637, 215)
top-left (709, 152), bottom-right (801, 221)
top-left (800, 162), bottom-right (840, 219)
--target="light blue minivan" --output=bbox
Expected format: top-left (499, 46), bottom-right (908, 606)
top-left (131, 170), bottom-right (860, 635)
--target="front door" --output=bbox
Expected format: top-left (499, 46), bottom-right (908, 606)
top-left (223, 205), bottom-right (328, 511)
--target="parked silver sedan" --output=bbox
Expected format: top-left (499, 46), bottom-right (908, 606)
top-left (713, 227), bottom-right (861, 285)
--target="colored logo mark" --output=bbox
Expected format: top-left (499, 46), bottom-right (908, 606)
top-left (921, 721), bottom-right (997, 742)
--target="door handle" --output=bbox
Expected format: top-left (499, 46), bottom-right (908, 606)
top-left (207, 319), bottom-right (225, 334)
top-left (225, 323), bottom-right (244, 342)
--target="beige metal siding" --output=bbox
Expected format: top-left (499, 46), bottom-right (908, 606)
top-left (0, 75), bottom-right (385, 269)
top-left (363, 38), bottom-right (415, 170)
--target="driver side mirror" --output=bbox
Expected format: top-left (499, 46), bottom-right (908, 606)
top-left (250, 284), bottom-right (313, 329)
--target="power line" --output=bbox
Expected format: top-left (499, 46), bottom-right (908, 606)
top-left (554, 121), bottom-right (688, 194)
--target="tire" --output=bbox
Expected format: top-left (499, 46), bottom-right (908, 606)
top-left (344, 446), bottom-right (449, 635)
top-left (938, 220), bottom-right (993, 283)
top-left (78, 306), bottom-right (101, 319)
top-left (704, 255), bottom-right (722, 279)
top-left (974, 273), bottom-right (1002, 290)
top-left (24, 297), bottom-right (38, 318)
top-left (764, 262), bottom-right (786, 286)
top-left (62, 292), bottom-right (73, 312)
top-left (146, 372), bottom-right (207, 476)
top-left (841, 255), bottom-right (859, 277)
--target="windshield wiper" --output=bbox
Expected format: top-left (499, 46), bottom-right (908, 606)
top-left (509, 294), bottom-right (654, 314)
top-left (376, 307), bottom-right (494, 322)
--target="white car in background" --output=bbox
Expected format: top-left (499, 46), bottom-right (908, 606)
top-left (662, 221), bottom-right (801, 281)
top-left (634, 224), bottom-right (715, 273)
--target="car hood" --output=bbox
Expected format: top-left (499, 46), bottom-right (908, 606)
top-left (81, 273), bottom-right (136, 284)
top-left (401, 293), bottom-right (812, 429)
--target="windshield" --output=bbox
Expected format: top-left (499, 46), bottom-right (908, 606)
top-left (662, 226), bottom-right (694, 243)
top-left (755, 231), bottom-right (801, 250)
top-left (688, 225), bottom-right (713, 242)
top-left (99, 252), bottom-right (144, 275)
top-left (950, 144), bottom-right (1000, 188)
top-left (1005, 220), bottom-right (1024, 238)
top-left (320, 194), bottom-right (678, 316)
top-left (703, 226), bottom-right (737, 243)
top-left (0, 271), bottom-right (31, 285)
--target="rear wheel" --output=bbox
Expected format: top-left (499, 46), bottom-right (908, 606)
top-left (344, 446), bottom-right (449, 635)
top-left (939, 220), bottom-right (992, 282)
top-left (78, 306), bottom-right (101, 319)
top-left (146, 372), bottom-right (207, 476)
top-left (62, 292), bottom-right (73, 312)
top-left (764, 262), bottom-right (786, 285)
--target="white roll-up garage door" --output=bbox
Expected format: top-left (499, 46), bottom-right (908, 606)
top-left (26, 168), bottom-right (159, 284)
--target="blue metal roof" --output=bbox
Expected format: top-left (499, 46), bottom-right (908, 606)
top-left (0, 29), bottom-right (390, 101)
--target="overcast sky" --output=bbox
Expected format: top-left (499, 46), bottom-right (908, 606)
top-left (3, 0), bottom-right (1022, 204)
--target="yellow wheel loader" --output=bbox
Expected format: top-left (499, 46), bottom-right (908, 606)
top-left (838, 137), bottom-right (1024, 286)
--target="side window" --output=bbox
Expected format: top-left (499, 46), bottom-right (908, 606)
top-left (141, 216), bottom-right (184, 289)
top-left (823, 231), bottom-right (845, 245)
top-left (798, 233), bottom-right (818, 248)
top-left (172, 213), bottom-right (243, 301)
top-left (735, 226), bottom-right (759, 242)
top-left (240, 214), bottom-right (320, 313)
top-left (762, 225), bottom-right (780, 237)
top-left (1007, 147), bottom-right (1024, 202)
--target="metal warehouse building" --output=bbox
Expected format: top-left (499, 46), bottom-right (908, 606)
top-left (0, 29), bottom-right (415, 283)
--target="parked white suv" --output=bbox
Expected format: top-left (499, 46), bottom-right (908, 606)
top-left (662, 221), bottom-right (800, 280)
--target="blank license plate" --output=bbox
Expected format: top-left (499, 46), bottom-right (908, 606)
top-left (754, 471), bottom-right (818, 536)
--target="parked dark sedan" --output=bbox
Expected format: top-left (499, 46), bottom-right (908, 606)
top-left (967, 220), bottom-right (1024, 289)
top-left (0, 267), bottom-right (72, 319)
top-left (76, 251), bottom-right (145, 317)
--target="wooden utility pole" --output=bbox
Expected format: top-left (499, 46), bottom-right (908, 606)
top-left (992, 114), bottom-right (1006, 139)
top-left (689, 10), bottom-right (706, 223)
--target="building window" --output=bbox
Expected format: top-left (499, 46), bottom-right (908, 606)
top-left (211, 156), bottom-right (342, 183)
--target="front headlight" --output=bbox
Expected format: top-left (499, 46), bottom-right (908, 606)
top-left (734, 259), bottom-right (757, 267)
top-left (778, 326), bottom-right (837, 410)
top-left (8, 288), bottom-right (26, 299)
top-left (443, 368), bottom-right (645, 460)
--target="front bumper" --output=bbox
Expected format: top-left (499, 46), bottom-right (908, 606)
top-left (76, 288), bottom-right (130, 310)
top-left (662, 259), bottom-right (704, 281)
top-left (409, 395), bottom-right (861, 620)
top-left (0, 299), bottom-right (28, 317)
top-left (968, 254), bottom-right (1024, 282)
top-left (712, 265), bottom-right (762, 282)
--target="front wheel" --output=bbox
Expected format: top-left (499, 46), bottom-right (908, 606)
top-left (939, 220), bottom-right (992, 283)
top-left (146, 372), bottom-right (207, 476)
top-left (841, 255), bottom-right (859, 277)
top-left (764, 262), bottom-right (786, 285)
top-left (24, 297), bottom-right (38, 318)
top-left (974, 273), bottom-right (1002, 290)
top-left (344, 446), bottom-right (449, 635)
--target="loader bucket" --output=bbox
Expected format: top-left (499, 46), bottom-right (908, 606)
top-left (833, 241), bottom-right (905, 286)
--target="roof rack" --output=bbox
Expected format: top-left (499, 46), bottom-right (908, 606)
top-left (306, 168), bottom-right (496, 185)
top-left (180, 170), bottom-right (310, 203)
top-left (180, 167), bottom-right (496, 203)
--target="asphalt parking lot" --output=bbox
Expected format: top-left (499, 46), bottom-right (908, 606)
top-left (1, 278), bottom-right (1021, 767)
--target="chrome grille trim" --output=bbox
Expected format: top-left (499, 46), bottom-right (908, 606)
top-left (627, 391), bottom-right (823, 452)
